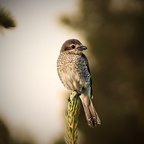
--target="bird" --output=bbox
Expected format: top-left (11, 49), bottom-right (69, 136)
top-left (57, 39), bottom-right (101, 127)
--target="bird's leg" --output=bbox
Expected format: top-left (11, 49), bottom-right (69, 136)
top-left (68, 91), bottom-right (76, 101)
top-left (73, 90), bottom-right (81, 98)
top-left (68, 91), bottom-right (81, 102)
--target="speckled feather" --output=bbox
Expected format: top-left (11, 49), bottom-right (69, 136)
top-left (57, 51), bottom-right (91, 94)
top-left (57, 39), bottom-right (101, 127)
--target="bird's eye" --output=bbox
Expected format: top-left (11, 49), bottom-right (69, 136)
top-left (71, 45), bottom-right (75, 48)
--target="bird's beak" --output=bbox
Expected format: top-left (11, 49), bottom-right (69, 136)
top-left (77, 46), bottom-right (87, 51)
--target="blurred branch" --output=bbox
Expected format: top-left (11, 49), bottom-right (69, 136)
top-left (65, 91), bottom-right (80, 144)
top-left (61, 16), bottom-right (71, 26)
top-left (0, 6), bottom-right (16, 29)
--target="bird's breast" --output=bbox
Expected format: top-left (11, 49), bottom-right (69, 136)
top-left (57, 53), bottom-right (90, 92)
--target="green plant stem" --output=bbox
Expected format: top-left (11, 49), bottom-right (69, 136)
top-left (65, 91), bottom-right (80, 144)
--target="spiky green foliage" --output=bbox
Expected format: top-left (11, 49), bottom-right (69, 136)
top-left (65, 91), bottom-right (80, 144)
top-left (0, 6), bottom-right (16, 29)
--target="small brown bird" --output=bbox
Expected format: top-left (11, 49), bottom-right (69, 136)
top-left (57, 39), bottom-right (101, 127)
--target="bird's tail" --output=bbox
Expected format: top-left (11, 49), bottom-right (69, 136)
top-left (80, 95), bottom-right (101, 127)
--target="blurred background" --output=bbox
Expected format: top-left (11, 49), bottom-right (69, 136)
top-left (0, 0), bottom-right (144, 144)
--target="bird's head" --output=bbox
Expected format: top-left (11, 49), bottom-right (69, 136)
top-left (60, 39), bottom-right (87, 54)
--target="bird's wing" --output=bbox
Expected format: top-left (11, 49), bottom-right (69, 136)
top-left (81, 53), bottom-right (93, 98)
top-left (81, 53), bottom-right (92, 86)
